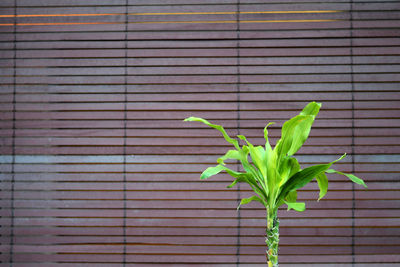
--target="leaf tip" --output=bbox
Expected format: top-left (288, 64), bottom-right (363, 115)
top-left (183, 117), bottom-right (194, 122)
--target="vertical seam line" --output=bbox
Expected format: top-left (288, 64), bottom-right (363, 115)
top-left (9, 0), bottom-right (17, 266)
top-left (350, 0), bottom-right (356, 266)
top-left (235, 0), bottom-right (241, 266)
top-left (123, 1), bottom-right (128, 266)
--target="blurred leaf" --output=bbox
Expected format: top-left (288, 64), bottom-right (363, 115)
top-left (184, 117), bottom-right (239, 150)
top-left (326, 169), bottom-right (367, 188)
top-left (316, 172), bottom-right (328, 201)
top-left (200, 165), bottom-right (225, 180)
top-left (237, 195), bottom-right (264, 210)
top-left (284, 200), bottom-right (305, 212)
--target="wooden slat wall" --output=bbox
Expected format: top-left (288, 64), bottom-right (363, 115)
top-left (1, 0), bottom-right (399, 266)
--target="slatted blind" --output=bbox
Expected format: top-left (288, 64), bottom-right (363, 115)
top-left (1, 0), bottom-right (399, 266)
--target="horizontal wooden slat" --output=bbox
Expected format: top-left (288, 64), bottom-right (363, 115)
top-left (1, 0), bottom-right (399, 266)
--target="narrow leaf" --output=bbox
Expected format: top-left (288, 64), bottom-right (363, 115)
top-left (264, 122), bottom-right (275, 147)
top-left (237, 195), bottom-right (264, 210)
top-left (277, 154), bottom-right (346, 204)
top-left (184, 117), bottom-right (239, 150)
top-left (316, 172), bottom-right (328, 201)
top-left (326, 169), bottom-right (367, 188)
top-left (200, 165), bottom-right (225, 180)
top-left (227, 177), bottom-right (243, 188)
top-left (226, 173), bottom-right (251, 188)
top-left (217, 150), bottom-right (241, 165)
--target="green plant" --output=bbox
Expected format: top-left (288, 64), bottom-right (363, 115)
top-left (184, 102), bottom-right (367, 267)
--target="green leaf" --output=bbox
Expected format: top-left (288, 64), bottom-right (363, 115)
top-left (326, 169), bottom-right (367, 188)
top-left (276, 115), bottom-right (314, 157)
top-left (227, 177), bottom-right (243, 188)
top-left (284, 190), bottom-right (305, 211)
top-left (227, 173), bottom-right (253, 188)
top-left (275, 102), bottom-right (321, 158)
top-left (284, 200), bottom-right (306, 212)
top-left (238, 135), bottom-right (265, 173)
top-left (277, 154), bottom-right (346, 204)
top-left (220, 166), bottom-right (268, 203)
top-left (316, 172), bottom-right (328, 201)
top-left (300, 101), bottom-right (322, 116)
top-left (266, 149), bottom-right (279, 204)
top-left (285, 190), bottom-right (297, 202)
top-left (184, 117), bottom-right (239, 150)
top-left (200, 165), bottom-right (225, 180)
top-left (278, 156), bottom-right (300, 186)
top-left (237, 195), bottom-right (264, 210)
top-left (217, 150), bottom-right (241, 165)
top-left (249, 145), bottom-right (267, 178)
top-left (264, 122), bottom-right (275, 147)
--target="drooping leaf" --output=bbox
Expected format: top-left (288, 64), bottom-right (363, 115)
top-left (284, 189), bottom-right (297, 210)
top-left (217, 150), bottom-right (241, 165)
top-left (221, 166), bottom-right (268, 203)
top-left (326, 169), bottom-right (368, 188)
top-left (184, 117), bottom-right (240, 150)
top-left (284, 200), bottom-right (306, 212)
top-left (316, 172), bottom-right (328, 201)
top-left (200, 165), bottom-right (226, 180)
top-left (237, 195), bottom-right (264, 210)
top-left (284, 190), bottom-right (305, 211)
top-left (227, 176), bottom-right (245, 188)
top-left (277, 154), bottom-right (346, 204)
top-left (285, 190), bottom-right (297, 203)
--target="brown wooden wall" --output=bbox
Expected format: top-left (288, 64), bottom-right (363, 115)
top-left (1, 0), bottom-right (400, 266)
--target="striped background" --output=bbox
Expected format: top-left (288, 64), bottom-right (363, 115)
top-left (1, 0), bottom-right (400, 266)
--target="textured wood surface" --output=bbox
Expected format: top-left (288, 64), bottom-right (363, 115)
top-left (1, 0), bottom-right (400, 266)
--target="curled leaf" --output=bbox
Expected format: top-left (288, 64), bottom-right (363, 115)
top-left (316, 172), bottom-right (328, 201)
top-left (326, 169), bottom-right (367, 188)
top-left (284, 200), bottom-right (306, 212)
top-left (237, 195), bottom-right (264, 210)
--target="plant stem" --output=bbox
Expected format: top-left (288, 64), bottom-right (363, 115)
top-left (266, 217), bottom-right (279, 267)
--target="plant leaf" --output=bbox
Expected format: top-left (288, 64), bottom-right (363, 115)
top-left (275, 102), bottom-right (321, 158)
top-left (184, 117), bottom-right (240, 150)
top-left (264, 122), bottom-right (275, 147)
top-left (316, 172), bottom-right (328, 201)
top-left (200, 165), bottom-right (225, 180)
top-left (276, 154), bottom-right (346, 204)
top-left (300, 101), bottom-right (322, 116)
top-left (227, 172), bottom-right (253, 188)
top-left (326, 169), bottom-right (367, 188)
top-left (219, 166), bottom-right (268, 203)
top-left (284, 200), bottom-right (306, 212)
top-left (278, 156), bottom-right (300, 186)
top-left (217, 150), bottom-right (241, 165)
top-left (238, 135), bottom-right (266, 175)
top-left (284, 190), bottom-right (305, 211)
top-left (237, 195), bottom-right (264, 210)
top-left (276, 115), bottom-right (314, 158)
top-left (285, 190), bottom-right (298, 203)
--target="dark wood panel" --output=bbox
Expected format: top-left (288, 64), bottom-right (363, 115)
top-left (2, 0), bottom-right (399, 266)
